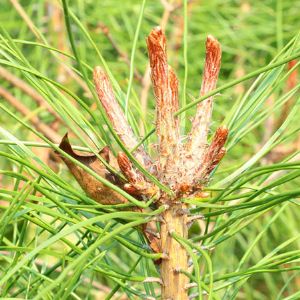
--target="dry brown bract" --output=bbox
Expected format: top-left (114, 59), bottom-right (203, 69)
top-left (58, 26), bottom-right (228, 300)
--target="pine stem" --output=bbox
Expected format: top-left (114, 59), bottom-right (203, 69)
top-left (160, 204), bottom-right (189, 299)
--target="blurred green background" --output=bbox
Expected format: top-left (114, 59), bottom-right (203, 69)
top-left (1, 0), bottom-right (300, 299)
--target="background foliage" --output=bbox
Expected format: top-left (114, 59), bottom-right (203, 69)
top-left (0, 0), bottom-right (300, 299)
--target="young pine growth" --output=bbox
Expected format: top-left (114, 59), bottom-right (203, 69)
top-left (58, 27), bottom-right (227, 299)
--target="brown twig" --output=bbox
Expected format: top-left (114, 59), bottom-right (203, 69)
top-left (0, 86), bottom-right (60, 143)
top-left (262, 60), bottom-right (299, 165)
top-left (48, 1), bottom-right (69, 84)
top-left (169, 0), bottom-right (195, 68)
top-left (277, 60), bottom-right (298, 127)
top-left (10, 0), bottom-right (91, 96)
top-left (98, 23), bottom-right (143, 82)
top-left (0, 66), bottom-right (60, 121)
top-left (264, 151), bottom-right (300, 186)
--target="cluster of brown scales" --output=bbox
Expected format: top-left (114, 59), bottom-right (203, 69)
top-left (58, 27), bottom-right (228, 299)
